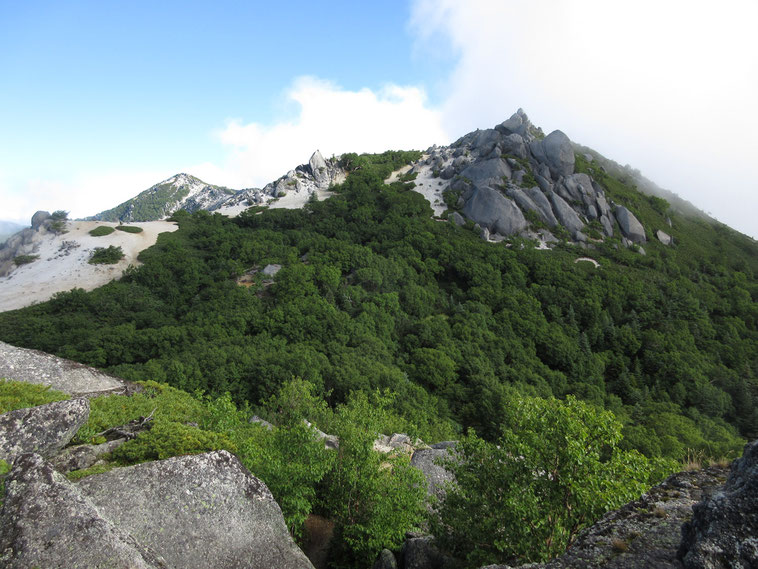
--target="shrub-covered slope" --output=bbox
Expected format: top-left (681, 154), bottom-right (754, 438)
top-left (0, 148), bottom-right (754, 463)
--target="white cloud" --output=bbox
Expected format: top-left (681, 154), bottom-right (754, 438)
top-left (2, 170), bottom-right (167, 222)
top-left (195, 77), bottom-right (450, 189)
top-left (410, 0), bottom-right (758, 237)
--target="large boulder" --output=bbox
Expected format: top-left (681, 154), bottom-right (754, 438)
top-left (530, 130), bottom-right (575, 178)
top-left (401, 535), bottom-right (449, 569)
top-left (548, 192), bottom-right (585, 237)
top-left (521, 187), bottom-right (559, 227)
top-left (460, 158), bottom-right (512, 187)
top-left (496, 111), bottom-right (528, 137)
top-left (679, 440), bottom-right (758, 569)
top-left (0, 452), bottom-right (168, 569)
top-left (30, 210), bottom-right (50, 229)
top-left (77, 450), bottom-right (314, 569)
top-left (0, 398), bottom-right (89, 462)
top-left (615, 206), bottom-right (646, 243)
top-left (463, 186), bottom-right (527, 236)
top-left (0, 341), bottom-right (125, 396)
top-left (656, 229), bottom-right (673, 245)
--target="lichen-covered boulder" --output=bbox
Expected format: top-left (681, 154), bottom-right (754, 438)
top-left (0, 453), bottom-right (167, 569)
top-left (0, 341), bottom-right (125, 396)
top-left (679, 440), bottom-right (758, 569)
top-left (0, 398), bottom-right (89, 462)
top-left (77, 450), bottom-right (314, 569)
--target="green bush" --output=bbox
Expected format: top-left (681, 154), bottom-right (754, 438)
top-left (111, 419), bottom-right (235, 463)
top-left (432, 395), bottom-right (675, 566)
top-left (88, 245), bottom-right (124, 264)
top-left (12, 255), bottom-right (39, 266)
top-left (116, 225), bottom-right (144, 233)
top-left (321, 391), bottom-right (427, 567)
top-left (74, 381), bottom-right (207, 443)
top-left (89, 226), bottom-right (115, 237)
top-left (0, 379), bottom-right (69, 413)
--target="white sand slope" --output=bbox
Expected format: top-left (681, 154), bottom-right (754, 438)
top-left (0, 221), bottom-right (177, 312)
top-left (385, 155), bottom-right (449, 217)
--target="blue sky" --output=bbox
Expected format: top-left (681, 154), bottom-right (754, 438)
top-left (2, 1), bottom-right (757, 238)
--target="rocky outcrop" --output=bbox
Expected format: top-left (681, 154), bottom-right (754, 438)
top-left (221, 151), bottom-right (347, 210)
top-left (460, 158), bottom-right (512, 187)
top-left (678, 441), bottom-right (758, 568)
top-left (0, 452), bottom-right (169, 569)
top-left (0, 340), bottom-right (126, 396)
top-left (0, 213), bottom-right (53, 277)
top-left (410, 443), bottom-right (456, 500)
top-left (308, 150), bottom-right (330, 186)
top-left (0, 398), bottom-right (89, 462)
top-left (615, 206), bottom-right (646, 244)
top-left (395, 110), bottom-right (650, 248)
top-left (30, 210), bottom-right (50, 229)
top-left (75, 450), bottom-right (314, 569)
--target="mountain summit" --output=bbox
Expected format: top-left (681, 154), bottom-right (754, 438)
top-left (91, 173), bottom-right (236, 222)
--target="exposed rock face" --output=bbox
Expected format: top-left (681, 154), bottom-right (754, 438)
top-left (463, 186), bottom-right (528, 237)
top-left (460, 158), bottom-right (512, 187)
top-left (0, 398), bottom-right (89, 462)
top-left (490, 466), bottom-right (728, 569)
top-left (549, 192), bottom-right (585, 237)
top-left (77, 450), bottom-right (314, 569)
top-left (308, 150), bottom-right (330, 186)
top-left (0, 452), bottom-right (168, 569)
top-left (615, 206), bottom-right (646, 244)
top-left (0, 340), bottom-right (125, 396)
top-left (530, 131), bottom-right (575, 178)
top-left (679, 441), bottom-right (758, 569)
top-left (410, 444), bottom-right (456, 499)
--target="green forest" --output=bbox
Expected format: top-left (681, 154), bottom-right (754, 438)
top-left (0, 150), bottom-right (756, 566)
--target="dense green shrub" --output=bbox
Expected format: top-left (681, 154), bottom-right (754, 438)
top-left (111, 420), bottom-right (235, 463)
top-left (88, 245), bottom-right (124, 264)
top-left (74, 381), bottom-right (207, 443)
top-left (116, 225), bottom-right (143, 233)
top-left (12, 255), bottom-right (39, 266)
top-left (0, 379), bottom-right (69, 413)
top-left (321, 390), bottom-right (427, 567)
top-left (432, 395), bottom-right (675, 566)
top-left (89, 226), bottom-right (115, 236)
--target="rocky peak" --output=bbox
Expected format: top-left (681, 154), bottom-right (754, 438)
top-left (401, 109), bottom-right (646, 251)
